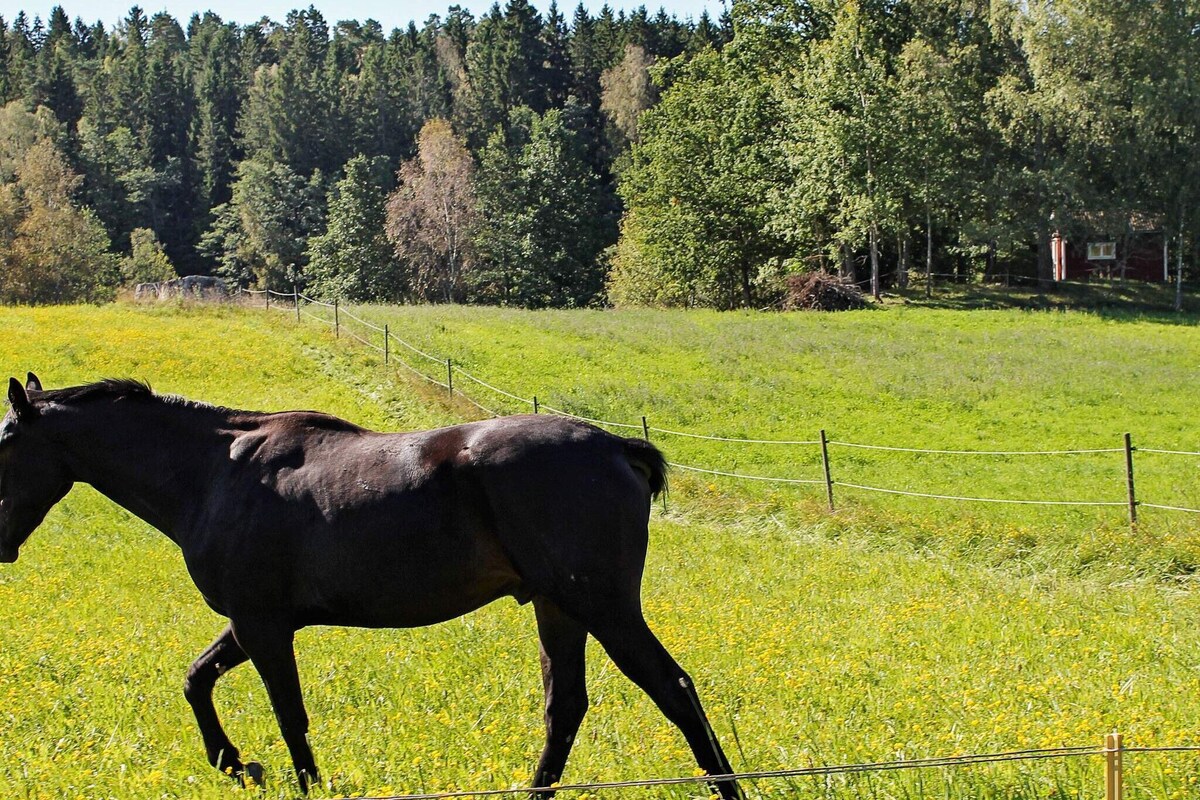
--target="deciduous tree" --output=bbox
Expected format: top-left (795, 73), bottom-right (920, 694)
top-left (600, 44), bottom-right (655, 153)
top-left (612, 48), bottom-right (787, 308)
top-left (384, 119), bottom-right (477, 302)
top-left (0, 137), bottom-right (119, 303)
top-left (121, 226), bottom-right (175, 285)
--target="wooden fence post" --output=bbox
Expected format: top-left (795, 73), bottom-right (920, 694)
top-left (533, 396), bottom-right (539, 414)
top-left (334, 300), bottom-right (339, 338)
top-left (1105, 732), bottom-right (1123, 800)
top-left (265, 289), bottom-right (270, 310)
top-left (1124, 433), bottom-right (1137, 528)
top-left (820, 429), bottom-right (835, 511)
top-left (447, 359), bottom-right (453, 397)
top-left (384, 325), bottom-right (389, 365)
top-left (293, 285), bottom-right (300, 322)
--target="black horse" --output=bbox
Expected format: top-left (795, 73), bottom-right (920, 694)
top-left (0, 374), bottom-right (742, 799)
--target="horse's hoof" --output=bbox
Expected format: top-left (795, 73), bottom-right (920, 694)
top-left (297, 767), bottom-right (320, 795)
top-left (243, 762), bottom-right (265, 788)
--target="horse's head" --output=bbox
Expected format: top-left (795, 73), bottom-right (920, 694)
top-left (0, 373), bottom-right (72, 563)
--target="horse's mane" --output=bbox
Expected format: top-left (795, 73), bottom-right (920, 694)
top-left (40, 378), bottom-right (155, 405)
top-left (38, 379), bottom-right (254, 416)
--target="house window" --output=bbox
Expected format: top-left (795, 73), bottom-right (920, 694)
top-left (1087, 242), bottom-right (1116, 260)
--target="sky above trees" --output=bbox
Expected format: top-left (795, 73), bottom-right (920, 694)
top-left (1, 0), bottom-right (723, 32)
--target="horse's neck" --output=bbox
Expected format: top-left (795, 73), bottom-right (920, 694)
top-left (56, 401), bottom-right (229, 543)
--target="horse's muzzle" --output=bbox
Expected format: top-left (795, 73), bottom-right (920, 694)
top-left (0, 545), bottom-right (17, 563)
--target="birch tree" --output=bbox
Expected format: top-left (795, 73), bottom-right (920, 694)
top-left (384, 119), bottom-right (478, 302)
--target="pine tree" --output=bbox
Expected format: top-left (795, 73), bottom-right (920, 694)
top-left (6, 14), bottom-right (36, 102)
top-left (542, 2), bottom-right (571, 107)
top-left (568, 4), bottom-right (601, 108)
top-left (193, 19), bottom-right (244, 212)
top-left (474, 107), bottom-right (610, 307)
top-left (307, 154), bottom-right (399, 300)
top-left (143, 11), bottom-right (196, 267)
top-left (467, 0), bottom-right (549, 135)
top-left (239, 8), bottom-right (336, 177)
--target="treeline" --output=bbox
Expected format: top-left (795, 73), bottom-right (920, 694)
top-left (614, 0), bottom-right (1200, 308)
top-left (0, 0), bottom-right (1196, 309)
top-left (0, 1), bottom-right (727, 305)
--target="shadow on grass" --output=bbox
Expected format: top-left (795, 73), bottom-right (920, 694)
top-left (881, 281), bottom-right (1200, 323)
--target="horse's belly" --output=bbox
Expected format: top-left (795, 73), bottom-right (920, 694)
top-left (292, 530), bottom-right (524, 629)
top-left (298, 571), bottom-right (522, 628)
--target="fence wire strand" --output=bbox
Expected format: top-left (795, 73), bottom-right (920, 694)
top-left (298, 293), bottom-right (337, 309)
top-left (386, 330), bottom-right (447, 365)
top-left (830, 441), bottom-right (1124, 456)
top-left (456, 391), bottom-right (502, 418)
top-left (344, 328), bottom-right (385, 353)
top-left (650, 426), bottom-right (820, 445)
top-left (339, 307), bottom-right (386, 333)
top-left (671, 462), bottom-right (825, 485)
top-left (300, 308), bottom-right (334, 326)
top-left (454, 369), bottom-right (534, 405)
top-left (1138, 502), bottom-right (1200, 514)
top-left (388, 352), bottom-right (450, 390)
top-left (834, 481), bottom-right (1127, 506)
top-left (356, 745), bottom-right (1106, 800)
top-left (538, 403), bottom-right (645, 430)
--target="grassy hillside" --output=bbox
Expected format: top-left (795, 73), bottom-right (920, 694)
top-left (1, 304), bottom-right (1199, 800)
top-left (333, 302), bottom-right (1200, 580)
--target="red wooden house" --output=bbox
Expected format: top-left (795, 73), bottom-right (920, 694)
top-left (1052, 224), bottom-right (1170, 283)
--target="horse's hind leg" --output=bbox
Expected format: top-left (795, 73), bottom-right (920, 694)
top-left (183, 624), bottom-right (259, 782)
top-left (589, 614), bottom-right (743, 800)
top-left (530, 598), bottom-right (590, 795)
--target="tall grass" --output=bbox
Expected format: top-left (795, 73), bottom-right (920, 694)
top-left (336, 303), bottom-right (1200, 580)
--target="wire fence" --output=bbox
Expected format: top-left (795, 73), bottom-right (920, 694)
top-left (359, 744), bottom-right (1114, 799)
top-left (279, 728), bottom-right (1198, 799)
top-left (243, 288), bottom-right (1200, 529)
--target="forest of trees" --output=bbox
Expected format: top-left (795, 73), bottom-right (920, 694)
top-left (0, 0), bottom-right (1196, 308)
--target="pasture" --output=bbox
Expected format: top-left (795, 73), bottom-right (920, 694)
top-left (346, 302), bottom-right (1200, 580)
top-left (1, 303), bottom-right (1200, 799)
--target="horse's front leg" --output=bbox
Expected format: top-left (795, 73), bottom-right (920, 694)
top-left (184, 624), bottom-right (260, 782)
top-left (231, 616), bottom-right (320, 794)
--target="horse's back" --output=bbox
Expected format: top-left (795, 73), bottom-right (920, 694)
top-left (199, 413), bottom-right (654, 626)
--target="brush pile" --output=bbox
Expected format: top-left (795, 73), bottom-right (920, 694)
top-left (783, 271), bottom-right (868, 311)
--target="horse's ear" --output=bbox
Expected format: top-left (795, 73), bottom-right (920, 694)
top-left (8, 377), bottom-right (37, 422)
top-left (25, 372), bottom-right (42, 392)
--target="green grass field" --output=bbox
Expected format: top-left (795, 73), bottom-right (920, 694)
top-left (2, 303), bottom-right (1200, 799)
top-left (333, 301), bottom-right (1200, 580)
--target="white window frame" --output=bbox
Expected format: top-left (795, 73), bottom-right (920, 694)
top-left (1087, 242), bottom-right (1116, 260)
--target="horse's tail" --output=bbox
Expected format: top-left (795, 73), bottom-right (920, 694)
top-left (622, 437), bottom-right (668, 499)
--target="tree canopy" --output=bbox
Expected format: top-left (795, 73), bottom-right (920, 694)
top-left (0, 0), bottom-right (1194, 307)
